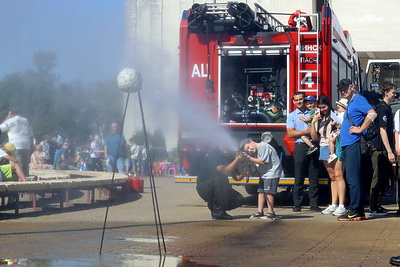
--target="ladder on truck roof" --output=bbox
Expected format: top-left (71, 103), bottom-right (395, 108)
top-left (188, 2), bottom-right (286, 33)
top-left (297, 12), bottom-right (319, 98)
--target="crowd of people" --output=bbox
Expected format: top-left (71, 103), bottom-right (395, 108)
top-left (47, 122), bottom-right (149, 176)
top-left (287, 79), bottom-right (399, 221)
top-left (0, 117), bottom-right (151, 182)
top-left (196, 79), bottom-right (400, 223)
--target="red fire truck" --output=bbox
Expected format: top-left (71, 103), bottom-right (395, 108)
top-left (178, 2), bottom-right (361, 183)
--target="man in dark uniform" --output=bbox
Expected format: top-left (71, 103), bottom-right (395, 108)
top-left (369, 82), bottom-right (396, 216)
top-left (196, 146), bottom-right (246, 220)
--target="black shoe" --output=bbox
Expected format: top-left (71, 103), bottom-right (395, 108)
top-left (26, 175), bottom-right (38, 181)
top-left (396, 209), bottom-right (400, 216)
top-left (310, 206), bottom-right (322, 212)
top-left (293, 206), bottom-right (301, 212)
top-left (265, 212), bottom-right (277, 221)
top-left (250, 211), bottom-right (264, 219)
top-left (337, 210), bottom-right (366, 221)
top-left (306, 146), bottom-right (318, 155)
top-left (369, 207), bottom-right (388, 216)
top-left (390, 256), bottom-right (400, 266)
top-left (378, 206), bottom-right (389, 213)
top-left (212, 210), bottom-right (233, 220)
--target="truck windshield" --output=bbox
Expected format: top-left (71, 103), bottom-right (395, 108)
top-left (363, 61), bottom-right (400, 112)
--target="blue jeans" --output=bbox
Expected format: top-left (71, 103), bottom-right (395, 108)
top-left (342, 142), bottom-right (363, 213)
top-left (141, 159), bottom-right (149, 176)
top-left (107, 156), bottom-right (125, 174)
top-left (130, 159), bottom-right (138, 172)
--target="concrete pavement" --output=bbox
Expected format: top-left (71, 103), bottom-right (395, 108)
top-left (0, 175), bottom-right (399, 266)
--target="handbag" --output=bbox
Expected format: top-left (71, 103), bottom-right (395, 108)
top-left (345, 102), bottom-right (383, 155)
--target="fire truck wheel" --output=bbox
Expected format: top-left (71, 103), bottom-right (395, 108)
top-left (244, 185), bottom-right (258, 195)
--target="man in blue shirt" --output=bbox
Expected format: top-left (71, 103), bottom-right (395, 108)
top-left (337, 79), bottom-right (376, 221)
top-left (104, 122), bottom-right (127, 174)
top-left (286, 92), bottom-right (321, 212)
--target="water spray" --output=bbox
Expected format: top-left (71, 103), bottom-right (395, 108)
top-left (100, 68), bottom-right (166, 257)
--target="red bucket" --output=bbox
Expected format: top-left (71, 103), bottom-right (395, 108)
top-left (127, 177), bottom-right (144, 193)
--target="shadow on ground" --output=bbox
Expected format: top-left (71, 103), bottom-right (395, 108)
top-left (0, 189), bottom-right (143, 220)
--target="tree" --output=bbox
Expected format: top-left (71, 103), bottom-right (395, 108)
top-left (130, 128), bottom-right (168, 161)
top-left (0, 51), bottom-right (125, 147)
top-left (33, 51), bottom-right (57, 74)
top-left (151, 128), bottom-right (167, 160)
top-left (131, 129), bottom-right (146, 146)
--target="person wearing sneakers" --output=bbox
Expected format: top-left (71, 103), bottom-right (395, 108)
top-left (327, 98), bottom-right (347, 164)
top-left (369, 82), bottom-right (396, 216)
top-left (310, 95), bottom-right (346, 216)
top-left (337, 78), bottom-right (376, 221)
top-left (287, 92), bottom-right (322, 212)
top-left (240, 136), bottom-right (282, 220)
top-left (299, 95), bottom-right (319, 155)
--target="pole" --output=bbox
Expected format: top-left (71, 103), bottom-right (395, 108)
top-left (137, 90), bottom-right (167, 255)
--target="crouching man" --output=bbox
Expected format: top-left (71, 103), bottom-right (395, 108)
top-left (196, 145), bottom-right (247, 220)
top-left (0, 143), bottom-right (27, 182)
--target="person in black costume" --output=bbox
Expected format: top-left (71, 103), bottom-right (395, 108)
top-left (196, 146), bottom-right (247, 220)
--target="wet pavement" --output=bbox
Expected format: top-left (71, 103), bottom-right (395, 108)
top-left (0, 176), bottom-right (399, 266)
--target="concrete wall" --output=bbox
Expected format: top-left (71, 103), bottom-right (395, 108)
top-left (331, 0), bottom-right (400, 53)
top-left (330, 0), bottom-right (400, 70)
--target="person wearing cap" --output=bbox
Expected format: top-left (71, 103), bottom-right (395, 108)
top-left (336, 78), bottom-right (376, 221)
top-left (0, 143), bottom-right (27, 182)
top-left (299, 95), bottom-right (319, 155)
top-left (0, 106), bottom-right (34, 177)
top-left (335, 98), bottom-right (348, 123)
top-left (286, 92), bottom-right (322, 212)
top-left (196, 145), bottom-right (247, 220)
top-left (240, 137), bottom-right (282, 220)
top-left (369, 82), bottom-right (396, 216)
top-left (327, 98), bottom-right (348, 163)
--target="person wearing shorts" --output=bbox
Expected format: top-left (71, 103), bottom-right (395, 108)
top-left (0, 164), bottom-right (17, 181)
top-left (310, 95), bottom-right (346, 216)
top-left (240, 137), bottom-right (283, 220)
top-left (0, 143), bottom-right (27, 182)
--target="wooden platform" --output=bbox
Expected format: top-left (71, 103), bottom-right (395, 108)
top-left (0, 170), bottom-right (128, 214)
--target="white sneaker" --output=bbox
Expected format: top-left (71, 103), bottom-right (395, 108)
top-left (332, 206), bottom-right (346, 216)
top-left (327, 154), bottom-right (337, 164)
top-left (321, 205), bottom-right (337, 215)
